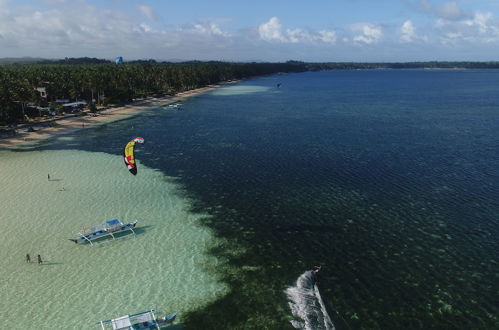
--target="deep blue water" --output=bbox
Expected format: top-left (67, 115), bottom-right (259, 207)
top-left (28, 70), bottom-right (499, 329)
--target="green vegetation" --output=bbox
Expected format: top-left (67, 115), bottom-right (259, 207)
top-left (88, 103), bottom-right (97, 113)
top-left (305, 61), bottom-right (499, 70)
top-left (1, 58), bottom-right (499, 124)
top-left (0, 60), bottom-right (307, 124)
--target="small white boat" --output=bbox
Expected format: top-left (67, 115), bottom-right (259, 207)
top-left (98, 310), bottom-right (177, 329)
top-left (69, 219), bottom-right (138, 245)
top-left (166, 102), bottom-right (182, 109)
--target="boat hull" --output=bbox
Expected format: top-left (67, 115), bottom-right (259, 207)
top-left (69, 221), bottom-right (138, 244)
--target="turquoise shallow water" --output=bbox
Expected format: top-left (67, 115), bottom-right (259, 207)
top-left (0, 149), bottom-right (227, 329)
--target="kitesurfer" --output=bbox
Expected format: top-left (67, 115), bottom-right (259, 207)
top-left (123, 137), bottom-right (144, 175)
top-left (311, 265), bottom-right (321, 281)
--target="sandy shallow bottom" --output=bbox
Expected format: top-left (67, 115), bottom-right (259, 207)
top-left (0, 149), bottom-right (227, 329)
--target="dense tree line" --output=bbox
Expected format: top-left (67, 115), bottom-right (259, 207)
top-left (2, 59), bottom-right (499, 124)
top-left (0, 61), bottom-right (307, 124)
top-left (306, 61), bottom-right (499, 70)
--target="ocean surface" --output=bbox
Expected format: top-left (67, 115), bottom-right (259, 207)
top-left (1, 70), bottom-right (498, 329)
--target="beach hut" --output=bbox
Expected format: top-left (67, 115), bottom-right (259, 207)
top-left (62, 101), bottom-right (87, 113)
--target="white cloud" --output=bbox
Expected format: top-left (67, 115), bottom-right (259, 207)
top-left (465, 11), bottom-right (492, 34)
top-left (138, 4), bottom-right (155, 21)
top-left (440, 1), bottom-right (466, 20)
top-left (318, 30), bottom-right (337, 44)
top-left (258, 17), bottom-right (336, 44)
top-left (258, 17), bottom-right (287, 42)
top-left (192, 22), bottom-right (230, 37)
top-left (400, 20), bottom-right (416, 42)
top-left (1, 0), bottom-right (499, 61)
top-left (399, 20), bottom-right (427, 43)
top-left (352, 23), bottom-right (383, 44)
top-left (287, 28), bottom-right (310, 43)
top-left (434, 10), bottom-right (499, 44)
top-left (136, 23), bottom-right (152, 33)
top-left (0, 0), bottom-right (238, 59)
top-left (419, 0), bottom-right (469, 21)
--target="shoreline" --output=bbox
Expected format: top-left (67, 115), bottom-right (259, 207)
top-left (0, 82), bottom-right (233, 149)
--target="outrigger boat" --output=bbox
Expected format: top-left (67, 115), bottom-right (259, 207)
top-left (69, 219), bottom-right (138, 245)
top-left (98, 310), bottom-right (177, 329)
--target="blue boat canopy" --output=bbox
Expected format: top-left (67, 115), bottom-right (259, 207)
top-left (106, 219), bottom-right (121, 227)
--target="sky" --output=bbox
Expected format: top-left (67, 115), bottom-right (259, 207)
top-left (1, 0), bottom-right (499, 62)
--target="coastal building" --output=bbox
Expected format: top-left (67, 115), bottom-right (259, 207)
top-left (35, 87), bottom-right (47, 98)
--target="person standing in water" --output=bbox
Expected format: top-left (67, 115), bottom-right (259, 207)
top-left (37, 254), bottom-right (43, 264)
top-left (26, 254), bottom-right (31, 263)
top-left (48, 174), bottom-right (50, 181)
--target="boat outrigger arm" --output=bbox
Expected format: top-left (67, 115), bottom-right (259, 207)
top-left (70, 219), bottom-right (138, 245)
top-left (99, 310), bottom-right (159, 330)
top-left (97, 309), bottom-right (177, 329)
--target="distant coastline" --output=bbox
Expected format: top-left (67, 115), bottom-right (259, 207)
top-left (0, 61), bottom-right (306, 129)
top-left (0, 82), bottom-right (236, 149)
top-left (1, 58), bottom-right (498, 147)
top-left (304, 61), bottom-right (499, 70)
top-left (2, 57), bottom-right (499, 69)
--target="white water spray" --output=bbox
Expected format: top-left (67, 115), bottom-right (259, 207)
top-left (285, 271), bottom-right (335, 330)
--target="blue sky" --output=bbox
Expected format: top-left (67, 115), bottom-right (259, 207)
top-left (1, 0), bottom-right (499, 62)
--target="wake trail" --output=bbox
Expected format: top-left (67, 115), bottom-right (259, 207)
top-left (285, 271), bottom-right (335, 330)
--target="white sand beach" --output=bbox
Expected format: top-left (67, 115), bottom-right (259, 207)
top-left (0, 84), bottom-right (228, 149)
